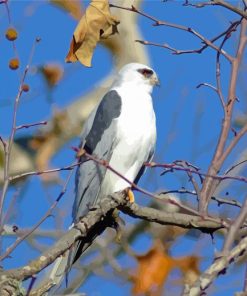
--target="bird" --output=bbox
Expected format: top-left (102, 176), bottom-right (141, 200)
top-left (48, 63), bottom-right (159, 290)
top-left (72, 62), bottom-right (159, 261)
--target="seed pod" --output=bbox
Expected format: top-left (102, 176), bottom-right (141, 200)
top-left (9, 58), bottom-right (20, 70)
top-left (22, 84), bottom-right (30, 92)
top-left (5, 27), bottom-right (18, 41)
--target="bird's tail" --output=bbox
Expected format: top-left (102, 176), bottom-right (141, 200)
top-left (33, 250), bottom-right (70, 296)
top-left (41, 211), bottom-right (115, 295)
top-left (42, 236), bottom-right (97, 295)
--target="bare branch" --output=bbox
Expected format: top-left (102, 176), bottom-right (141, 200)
top-left (184, 0), bottom-right (247, 20)
top-left (211, 0), bottom-right (247, 19)
top-left (0, 168), bottom-right (74, 261)
top-left (184, 235), bottom-right (247, 295)
top-left (0, 38), bottom-right (39, 227)
top-left (0, 192), bottom-right (225, 292)
top-left (222, 196), bottom-right (247, 253)
top-left (15, 121), bottom-right (47, 131)
top-left (146, 161), bottom-right (247, 185)
top-left (110, 3), bottom-right (234, 61)
top-left (199, 19), bottom-right (247, 214)
top-left (225, 159), bottom-right (247, 175)
top-left (160, 189), bottom-right (242, 208)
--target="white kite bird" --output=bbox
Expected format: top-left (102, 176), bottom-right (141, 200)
top-left (49, 63), bottom-right (159, 291)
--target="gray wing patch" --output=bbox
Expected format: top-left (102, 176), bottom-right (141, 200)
top-left (84, 90), bottom-right (121, 154)
top-left (134, 148), bottom-right (154, 185)
top-left (73, 90), bottom-right (122, 220)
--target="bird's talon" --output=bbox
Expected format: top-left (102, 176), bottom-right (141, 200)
top-left (76, 148), bottom-right (86, 158)
top-left (126, 188), bottom-right (135, 203)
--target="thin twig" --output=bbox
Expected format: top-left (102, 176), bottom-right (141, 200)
top-left (0, 38), bottom-right (39, 228)
top-left (110, 4), bottom-right (233, 62)
top-left (184, 0), bottom-right (247, 20)
top-left (224, 159), bottom-right (247, 175)
top-left (211, 0), bottom-right (247, 20)
top-left (9, 162), bottom-right (79, 181)
top-left (15, 121), bottom-right (47, 130)
top-left (0, 136), bottom-right (7, 150)
top-left (0, 167), bottom-right (74, 262)
top-left (146, 161), bottom-right (247, 184)
top-left (199, 19), bottom-right (247, 214)
top-left (222, 196), bottom-right (247, 253)
top-left (184, 235), bottom-right (247, 295)
top-left (160, 189), bottom-right (242, 208)
top-left (196, 82), bottom-right (218, 93)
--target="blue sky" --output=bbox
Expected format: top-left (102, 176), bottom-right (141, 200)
top-left (1, 1), bottom-right (247, 295)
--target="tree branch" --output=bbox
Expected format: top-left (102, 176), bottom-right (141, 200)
top-left (199, 18), bottom-right (247, 214)
top-left (184, 235), bottom-right (247, 295)
top-left (222, 196), bottom-right (247, 254)
top-left (0, 192), bottom-right (225, 294)
top-left (211, 0), bottom-right (247, 19)
top-left (110, 3), bottom-right (234, 61)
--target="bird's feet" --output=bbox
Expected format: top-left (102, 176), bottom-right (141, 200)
top-left (125, 188), bottom-right (135, 203)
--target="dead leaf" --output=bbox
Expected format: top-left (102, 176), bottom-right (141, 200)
top-left (175, 256), bottom-right (200, 286)
top-left (131, 240), bottom-right (200, 295)
top-left (50, 0), bottom-right (83, 20)
top-left (41, 63), bottom-right (64, 87)
top-left (132, 241), bottom-right (175, 296)
top-left (66, 0), bottom-right (119, 67)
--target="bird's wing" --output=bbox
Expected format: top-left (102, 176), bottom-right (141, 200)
top-left (73, 89), bottom-right (122, 220)
top-left (46, 90), bottom-right (122, 291)
top-left (134, 146), bottom-right (155, 185)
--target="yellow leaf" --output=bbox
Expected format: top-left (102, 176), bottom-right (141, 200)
top-left (66, 0), bottom-right (120, 67)
top-left (50, 0), bottom-right (83, 20)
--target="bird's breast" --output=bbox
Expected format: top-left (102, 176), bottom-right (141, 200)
top-left (116, 91), bottom-right (156, 146)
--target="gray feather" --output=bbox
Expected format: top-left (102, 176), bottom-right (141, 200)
top-left (73, 90), bottom-right (122, 220)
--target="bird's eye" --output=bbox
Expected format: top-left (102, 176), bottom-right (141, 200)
top-left (137, 68), bottom-right (154, 78)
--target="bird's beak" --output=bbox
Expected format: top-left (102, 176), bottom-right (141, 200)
top-left (151, 75), bottom-right (160, 87)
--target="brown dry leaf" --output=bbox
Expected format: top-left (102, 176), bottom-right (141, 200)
top-left (66, 0), bottom-right (119, 67)
top-left (41, 63), bottom-right (64, 87)
top-left (132, 241), bottom-right (176, 296)
top-left (175, 256), bottom-right (200, 286)
top-left (132, 241), bottom-right (200, 295)
top-left (50, 0), bottom-right (83, 20)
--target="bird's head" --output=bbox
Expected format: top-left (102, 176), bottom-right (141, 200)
top-left (115, 63), bottom-right (160, 93)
